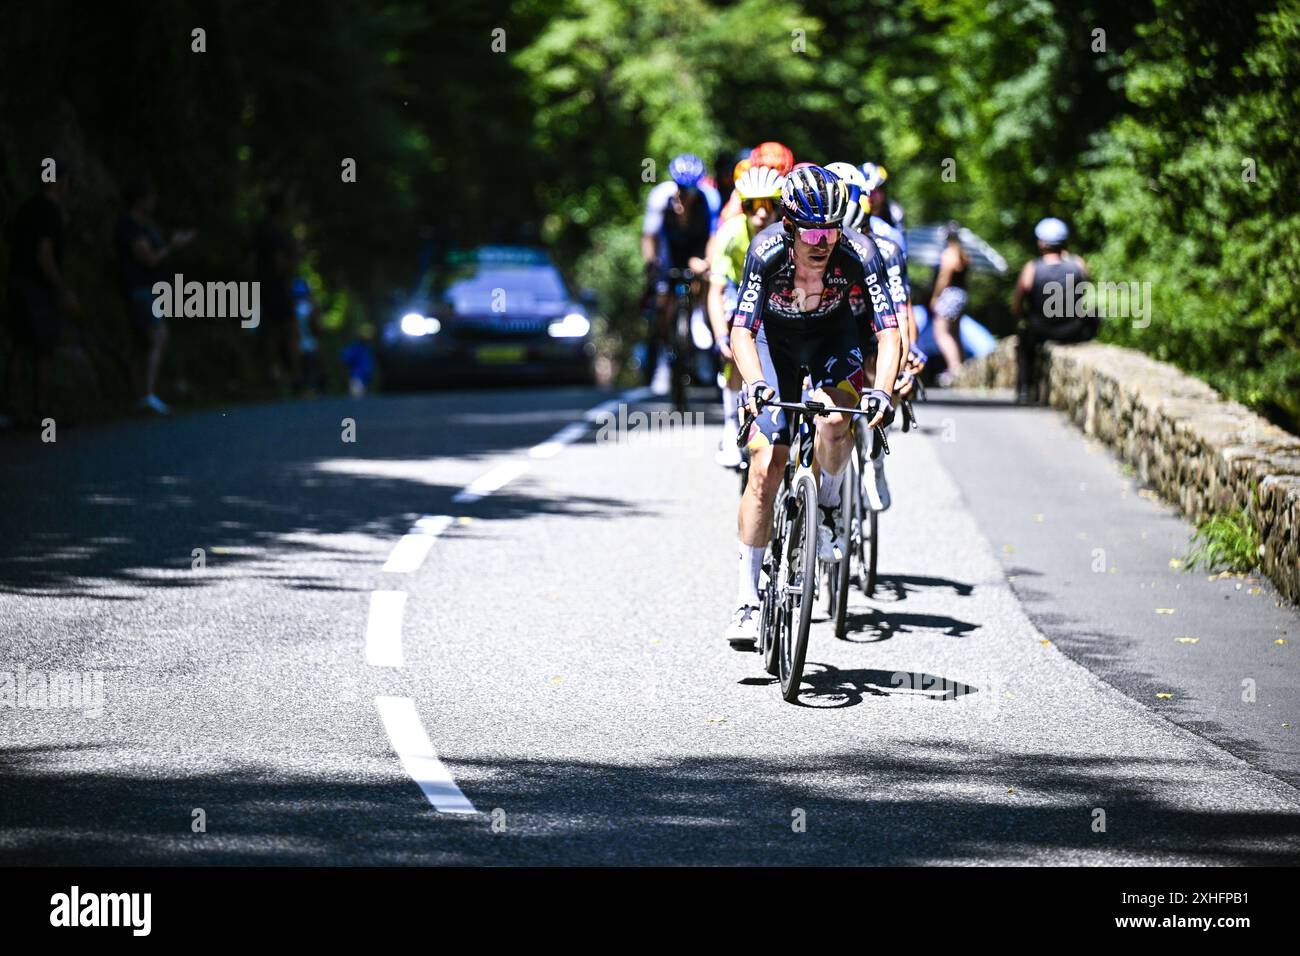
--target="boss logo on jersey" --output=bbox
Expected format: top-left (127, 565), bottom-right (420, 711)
top-left (868, 278), bottom-right (890, 316)
top-left (887, 266), bottom-right (906, 302)
top-left (825, 273), bottom-right (849, 286)
top-left (736, 273), bottom-right (763, 313)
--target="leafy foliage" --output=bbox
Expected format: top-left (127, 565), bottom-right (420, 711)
top-left (1, 0), bottom-right (1296, 425)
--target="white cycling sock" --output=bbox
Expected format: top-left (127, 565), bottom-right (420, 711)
top-left (819, 465), bottom-right (846, 507)
top-left (737, 543), bottom-right (764, 606)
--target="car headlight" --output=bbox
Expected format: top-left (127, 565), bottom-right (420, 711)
top-left (548, 312), bottom-right (590, 338)
top-left (400, 313), bottom-right (441, 336)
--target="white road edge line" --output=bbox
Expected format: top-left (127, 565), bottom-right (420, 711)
top-left (453, 386), bottom-right (654, 501)
top-left (375, 696), bottom-right (477, 814)
top-left (365, 590), bottom-right (408, 668)
top-left (382, 514), bottom-right (454, 573)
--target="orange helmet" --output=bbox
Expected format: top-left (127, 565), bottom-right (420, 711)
top-left (750, 141), bottom-right (794, 176)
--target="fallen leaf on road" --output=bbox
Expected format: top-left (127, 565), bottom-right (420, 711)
top-left (649, 638), bottom-right (661, 645)
top-left (1002, 544), bottom-right (1014, 553)
top-left (1007, 788), bottom-right (1017, 795)
top-left (1275, 639), bottom-right (1288, 646)
top-left (1168, 558), bottom-right (1184, 569)
top-left (1156, 693), bottom-right (1174, 699)
top-left (551, 676), bottom-right (564, 684)
top-left (457, 516), bottom-right (474, 525)
top-left (1007, 575), bottom-right (1018, 582)
top-left (1039, 639), bottom-right (1051, 646)
top-left (1155, 608), bottom-right (1175, 614)
top-left (1033, 514), bottom-right (1044, 523)
top-left (1175, 637), bottom-right (1200, 644)
top-left (1249, 587), bottom-right (1262, 595)
top-left (706, 716), bottom-right (728, 724)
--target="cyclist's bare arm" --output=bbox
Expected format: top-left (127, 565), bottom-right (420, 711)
top-left (640, 233), bottom-right (657, 270)
top-left (730, 325), bottom-right (768, 413)
top-left (871, 326), bottom-right (902, 427)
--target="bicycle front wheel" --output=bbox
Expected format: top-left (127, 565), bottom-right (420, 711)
top-left (778, 473), bottom-right (818, 703)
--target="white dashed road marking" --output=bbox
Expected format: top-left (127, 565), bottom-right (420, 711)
top-left (382, 514), bottom-right (453, 573)
top-left (375, 696), bottom-right (477, 814)
top-left (453, 386), bottom-right (652, 501)
top-left (370, 388), bottom-right (653, 813)
top-left (364, 590), bottom-right (408, 668)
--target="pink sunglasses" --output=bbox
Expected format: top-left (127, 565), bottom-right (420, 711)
top-left (796, 225), bottom-right (841, 244)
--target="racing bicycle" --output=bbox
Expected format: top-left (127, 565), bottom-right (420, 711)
top-left (739, 393), bottom-right (888, 703)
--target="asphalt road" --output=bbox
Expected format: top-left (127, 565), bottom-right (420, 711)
top-left (1, 385), bottom-right (1297, 864)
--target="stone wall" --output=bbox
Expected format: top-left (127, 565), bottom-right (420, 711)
top-left (952, 338), bottom-right (1300, 604)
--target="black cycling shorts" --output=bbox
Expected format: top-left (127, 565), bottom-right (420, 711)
top-left (746, 314), bottom-right (865, 449)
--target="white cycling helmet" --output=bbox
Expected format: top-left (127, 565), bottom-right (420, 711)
top-left (825, 162), bottom-right (869, 229)
top-left (733, 164), bottom-right (786, 201)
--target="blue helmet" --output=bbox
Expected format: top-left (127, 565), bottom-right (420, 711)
top-left (860, 161), bottom-right (888, 193)
top-left (781, 165), bottom-right (849, 226)
top-left (669, 153), bottom-right (706, 188)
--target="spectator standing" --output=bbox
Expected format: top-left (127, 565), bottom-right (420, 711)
top-left (114, 175), bottom-right (196, 415)
top-left (254, 191), bottom-right (300, 388)
top-left (292, 277), bottom-right (323, 394)
top-left (928, 220), bottom-right (969, 386)
top-left (1011, 217), bottom-right (1093, 403)
top-left (2, 156), bottom-right (84, 427)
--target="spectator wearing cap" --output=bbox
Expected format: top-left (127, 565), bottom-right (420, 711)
top-left (1011, 217), bottom-right (1093, 403)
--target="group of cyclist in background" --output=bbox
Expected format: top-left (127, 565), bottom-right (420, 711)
top-left (640, 144), bottom-right (1091, 649)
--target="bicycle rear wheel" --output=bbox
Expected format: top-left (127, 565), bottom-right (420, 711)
top-left (856, 431), bottom-right (880, 598)
top-left (778, 473), bottom-right (818, 703)
top-left (671, 304), bottom-right (690, 413)
top-left (832, 452), bottom-right (856, 638)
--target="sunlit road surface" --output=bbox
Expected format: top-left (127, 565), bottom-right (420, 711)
top-left (1, 386), bottom-right (1297, 864)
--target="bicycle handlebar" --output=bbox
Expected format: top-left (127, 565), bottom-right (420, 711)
top-left (736, 395), bottom-right (890, 458)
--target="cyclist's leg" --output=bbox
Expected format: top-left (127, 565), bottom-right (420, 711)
top-left (647, 270), bottom-right (674, 391)
top-left (804, 319), bottom-right (865, 507)
top-left (856, 326), bottom-right (891, 509)
top-left (730, 325), bottom-right (799, 640)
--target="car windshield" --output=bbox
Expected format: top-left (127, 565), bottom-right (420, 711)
top-left (440, 261), bottom-right (569, 315)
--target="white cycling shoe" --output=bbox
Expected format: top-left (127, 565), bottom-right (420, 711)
top-left (726, 604), bottom-right (760, 647)
top-left (816, 506), bottom-right (844, 561)
top-left (650, 358), bottom-right (671, 396)
top-left (865, 454), bottom-right (891, 511)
